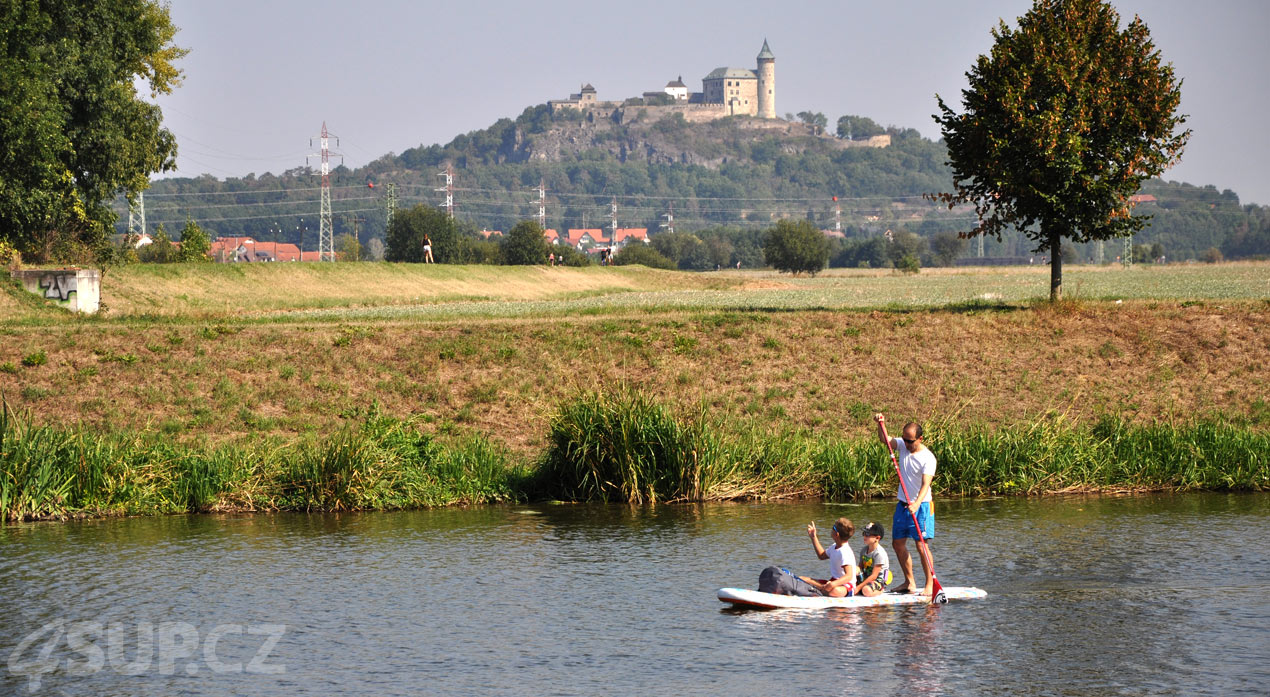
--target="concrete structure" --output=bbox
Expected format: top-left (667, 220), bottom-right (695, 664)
top-left (13, 268), bottom-right (101, 314)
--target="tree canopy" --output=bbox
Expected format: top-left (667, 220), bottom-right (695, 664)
top-left (836, 115), bottom-right (885, 140)
top-left (764, 219), bottom-right (829, 275)
top-left (501, 220), bottom-right (549, 265)
top-left (0, 0), bottom-right (187, 263)
top-left (933, 0), bottom-right (1189, 299)
top-left (385, 205), bottom-right (458, 262)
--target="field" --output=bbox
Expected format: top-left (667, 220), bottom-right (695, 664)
top-left (1, 261), bottom-right (1267, 518)
top-left (4, 261), bottom-right (1266, 322)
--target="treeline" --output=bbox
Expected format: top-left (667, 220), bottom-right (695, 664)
top-left (126, 106), bottom-right (1270, 263)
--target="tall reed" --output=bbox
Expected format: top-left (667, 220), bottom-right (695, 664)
top-left (2, 394), bottom-right (1265, 522)
top-left (536, 388), bottom-right (711, 503)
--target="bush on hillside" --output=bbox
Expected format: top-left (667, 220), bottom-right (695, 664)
top-left (612, 244), bottom-right (675, 269)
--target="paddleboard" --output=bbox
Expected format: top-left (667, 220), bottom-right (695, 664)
top-left (717, 586), bottom-right (987, 610)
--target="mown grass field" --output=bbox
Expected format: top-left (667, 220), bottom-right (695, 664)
top-left (1, 261), bottom-right (1266, 518)
top-left (3, 261), bottom-right (1266, 322)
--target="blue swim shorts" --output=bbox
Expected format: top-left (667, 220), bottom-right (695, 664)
top-left (892, 501), bottom-right (934, 541)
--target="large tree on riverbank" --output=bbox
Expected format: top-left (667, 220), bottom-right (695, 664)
top-left (932, 0), bottom-right (1189, 300)
top-left (0, 0), bottom-right (186, 263)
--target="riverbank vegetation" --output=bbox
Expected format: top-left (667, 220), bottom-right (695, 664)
top-left (2, 389), bottom-right (1265, 521)
top-left (1, 264), bottom-right (1266, 521)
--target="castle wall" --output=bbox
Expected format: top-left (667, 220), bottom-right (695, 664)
top-left (614, 103), bottom-right (732, 125)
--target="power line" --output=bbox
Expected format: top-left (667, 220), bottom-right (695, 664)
top-left (115, 195), bottom-right (378, 212)
top-left (138, 206), bottom-right (380, 225)
top-left (136, 185), bottom-right (365, 198)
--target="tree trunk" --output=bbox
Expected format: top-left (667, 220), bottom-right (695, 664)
top-left (1049, 229), bottom-right (1063, 302)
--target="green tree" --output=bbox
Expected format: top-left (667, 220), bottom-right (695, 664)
top-left (177, 219), bottom-right (210, 262)
top-left (836, 115), bottom-right (884, 140)
top-left (612, 244), bottom-right (675, 269)
top-left (763, 219), bottom-right (829, 275)
top-left (930, 231), bottom-right (968, 266)
top-left (501, 220), bottom-right (549, 265)
top-left (886, 229), bottom-right (926, 268)
top-left (933, 0), bottom-right (1189, 300)
top-left (0, 1), bottom-right (187, 262)
top-left (334, 233), bottom-right (362, 262)
top-left (797, 111), bottom-right (828, 132)
top-left (138, 224), bottom-right (175, 263)
top-left (385, 205), bottom-right (457, 262)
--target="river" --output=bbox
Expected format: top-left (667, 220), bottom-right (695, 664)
top-left (0, 493), bottom-right (1265, 696)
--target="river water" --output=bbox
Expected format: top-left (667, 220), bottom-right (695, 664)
top-left (0, 493), bottom-right (1265, 696)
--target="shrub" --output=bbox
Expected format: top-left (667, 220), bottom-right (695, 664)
top-left (612, 244), bottom-right (675, 269)
top-left (550, 244), bottom-right (589, 267)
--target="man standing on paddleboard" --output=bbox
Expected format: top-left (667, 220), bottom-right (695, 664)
top-left (875, 413), bottom-right (937, 596)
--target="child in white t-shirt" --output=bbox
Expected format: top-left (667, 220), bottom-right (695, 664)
top-left (800, 517), bottom-right (859, 597)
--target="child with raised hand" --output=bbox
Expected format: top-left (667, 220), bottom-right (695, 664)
top-left (856, 521), bottom-right (892, 597)
top-left (800, 517), bottom-right (858, 597)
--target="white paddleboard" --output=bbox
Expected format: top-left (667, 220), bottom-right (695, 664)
top-left (717, 586), bottom-right (987, 610)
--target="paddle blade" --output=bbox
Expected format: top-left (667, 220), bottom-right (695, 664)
top-left (930, 576), bottom-right (947, 605)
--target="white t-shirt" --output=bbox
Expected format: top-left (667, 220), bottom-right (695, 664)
top-left (828, 543), bottom-right (856, 580)
top-left (893, 437), bottom-right (936, 503)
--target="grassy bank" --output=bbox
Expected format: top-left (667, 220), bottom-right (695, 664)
top-left (3, 392), bottom-right (1265, 521)
top-left (2, 301), bottom-right (1266, 454)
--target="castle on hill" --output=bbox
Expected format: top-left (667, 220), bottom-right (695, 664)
top-left (549, 40), bottom-right (779, 123)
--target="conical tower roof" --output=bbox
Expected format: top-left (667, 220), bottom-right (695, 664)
top-left (757, 39), bottom-right (775, 61)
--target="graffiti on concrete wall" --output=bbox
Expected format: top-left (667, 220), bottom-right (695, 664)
top-left (39, 273), bottom-right (77, 301)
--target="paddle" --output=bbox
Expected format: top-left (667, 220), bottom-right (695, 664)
top-left (880, 421), bottom-right (948, 605)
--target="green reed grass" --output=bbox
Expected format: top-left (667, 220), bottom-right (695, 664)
top-left (536, 389), bottom-right (713, 503)
top-left (533, 392), bottom-right (1268, 503)
top-left (1, 393), bottom-right (1266, 521)
top-left (0, 403), bottom-right (523, 521)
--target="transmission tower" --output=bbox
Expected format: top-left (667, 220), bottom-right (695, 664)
top-left (1123, 234), bottom-right (1133, 268)
top-left (385, 183), bottom-right (398, 229)
top-left (660, 202), bottom-right (675, 235)
top-left (308, 122), bottom-right (342, 262)
top-left (127, 191), bottom-right (146, 243)
top-left (978, 233), bottom-right (985, 258)
top-left (1096, 239), bottom-right (1104, 264)
top-left (536, 179), bottom-right (546, 228)
top-left (833, 196), bottom-right (841, 233)
top-left (436, 165), bottom-right (454, 218)
top-left (610, 196), bottom-right (618, 235)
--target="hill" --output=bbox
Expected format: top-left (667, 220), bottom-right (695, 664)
top-left (125, 106), bottom-right (1270, 263)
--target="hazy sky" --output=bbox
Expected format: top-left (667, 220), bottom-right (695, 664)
top-left (153, 0), bottom-right (1270, 205)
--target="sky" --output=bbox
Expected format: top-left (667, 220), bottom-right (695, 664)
top-left (153, 0), bottom-right (1270, 205)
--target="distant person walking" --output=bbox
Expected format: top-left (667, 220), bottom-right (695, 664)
top-left (874, 413), bottom-right (937, 596)
top-left (423, 235), bottom-right (434, 263)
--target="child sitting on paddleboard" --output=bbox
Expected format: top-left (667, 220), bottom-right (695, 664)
top-left (855, 522), bottom-right (892, 597)
top-left (799, 517), bottom-right (858, 597)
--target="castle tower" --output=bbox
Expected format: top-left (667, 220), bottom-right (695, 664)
top-left (756, 39), bottom-right (776, 119)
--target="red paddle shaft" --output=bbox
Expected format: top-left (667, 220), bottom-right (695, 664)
top-left (881, 422), bottom-right (945, 603)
